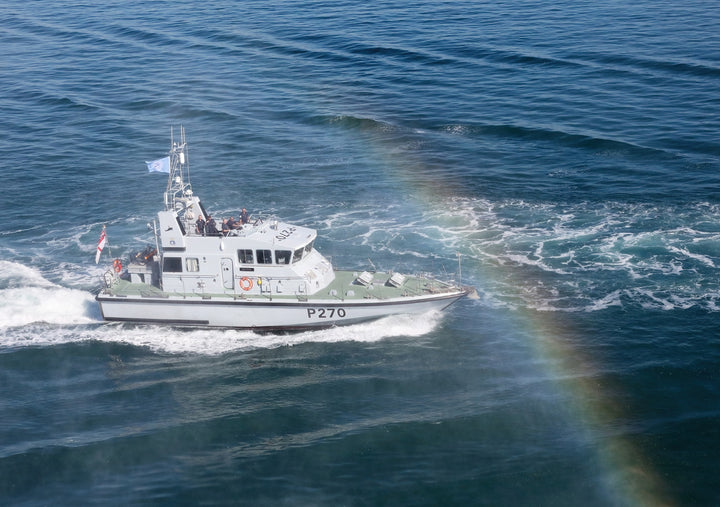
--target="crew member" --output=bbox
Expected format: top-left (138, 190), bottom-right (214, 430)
top-left (196, 216), bottom-right (206, 235)
top-left (206, 216), bottom-right (219, 236)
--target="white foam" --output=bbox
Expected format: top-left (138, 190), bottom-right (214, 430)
top-left (114, 311), bottom-right (439, 355)
top-left (586, 290), bottom-right (624, 312)
top-left (668, 246), bottom-right (715, 268)
top-left (0, 261), bottom-right (100, 328)
top-left (166, 311), bottom-right (441, 354)
top-left (0, 286), bottom-right (99, 328)
top-left (0, 260), bottom-right (56, 289)
top-left (425, 198), bottom-right (720, 312)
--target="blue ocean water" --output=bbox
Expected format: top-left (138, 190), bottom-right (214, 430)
top-left (1, 0), bottom-right (719, 504)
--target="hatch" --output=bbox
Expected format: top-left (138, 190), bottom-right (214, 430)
top-left (221, 258), bottom-right (234, 290)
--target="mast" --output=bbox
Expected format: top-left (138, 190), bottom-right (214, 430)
top-left (164, 126), bottom-right (193, 212)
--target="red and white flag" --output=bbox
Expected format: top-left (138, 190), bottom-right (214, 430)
top-left (95, 226), bottom-right (107, 264)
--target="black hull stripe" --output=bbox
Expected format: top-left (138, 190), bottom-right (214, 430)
top-left (105, 317), bottom-right (210, 326)
top-left (102, 316), bottom-right (373, 331)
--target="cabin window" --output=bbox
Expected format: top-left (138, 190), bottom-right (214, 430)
top-left (275, 250), bottom-right (292, 265)
top-left (292, 247), bottom-right (304, 263)
top-left (237, 249), bottom-right (254, 264)
top-left (163, 257), bottom-right (182, 272)
top-left (256, 249), bottom-right (273, 264)
top-left (304, 241), bottom-right (314, 255)
top-left (186, 258), bottom-right (199, 272)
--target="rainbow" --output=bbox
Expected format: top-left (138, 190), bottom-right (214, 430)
top-left (338, 116), bottom-right (674, 506)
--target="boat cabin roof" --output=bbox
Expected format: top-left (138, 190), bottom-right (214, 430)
top-left (157, 202), bottom-right (317, 252)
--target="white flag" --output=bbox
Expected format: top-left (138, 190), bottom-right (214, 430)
top-left (95, 226), bottom-right (107, 264)
top-left (146, 156), bottom-right (170, 173)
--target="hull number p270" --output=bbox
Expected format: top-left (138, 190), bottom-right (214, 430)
top-left (307, 308), bottom-right (346, 319)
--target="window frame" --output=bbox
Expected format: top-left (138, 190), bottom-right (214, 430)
top-left (275, 250), bottom-right (292, 265)
top-left (237, 249), bottom-right (254, 264)
top-left (292, 247), bottom-right (304, 263)
top-left (256, 249), bottom-right (273, 264)
top-left (163, 256), bottom-right (183, 273)
top-left (185, 257), bottom-right (200, 272)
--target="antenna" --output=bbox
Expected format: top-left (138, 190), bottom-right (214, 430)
top-left (457, 252), bottom-right (462, 285)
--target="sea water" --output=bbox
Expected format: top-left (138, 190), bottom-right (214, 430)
top-left (1, 0), bottom-right (719, 505)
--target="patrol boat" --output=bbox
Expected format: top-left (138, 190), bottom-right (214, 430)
top-left (96, 128), bottom-right (472, 331)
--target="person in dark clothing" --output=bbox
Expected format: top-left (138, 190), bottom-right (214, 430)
top-left (196, 217), bottom-right (206, 235)
top-left (206, 216), bottom-right (219, 236)
top-left (240, 208), bottom-right (249, 225)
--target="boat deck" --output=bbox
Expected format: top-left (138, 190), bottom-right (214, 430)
top-left (102, 269), bottom-right (458, 301)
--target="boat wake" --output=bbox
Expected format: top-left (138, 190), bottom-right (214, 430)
top-left (0, 260), bottom-right (100, 329)
top-left (403, 198), bottom-right (720, 313)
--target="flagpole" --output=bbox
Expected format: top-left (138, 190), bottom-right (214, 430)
top-left (106, 226), bottom-right (113, 260)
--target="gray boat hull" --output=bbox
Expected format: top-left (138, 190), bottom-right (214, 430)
top-left (97, 289), bottom-right (468, 331)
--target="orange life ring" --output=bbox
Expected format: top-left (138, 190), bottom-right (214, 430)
top-left (113, 259), bottom-right (123, 273)
top-left (239, 277), bottom-right (253, 291)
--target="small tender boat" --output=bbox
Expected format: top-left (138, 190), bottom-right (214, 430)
top-left (96, 128), bottom-right (473, 331)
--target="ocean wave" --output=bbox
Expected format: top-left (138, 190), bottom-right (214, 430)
top-left (315, 114), bottom-right (404, 135)
top-left (568, 51), bottom-right (720, 79)
top-left (447, 44), bottom-right (584, 70)
top-left (439, 122), bottom-right (674, 160)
